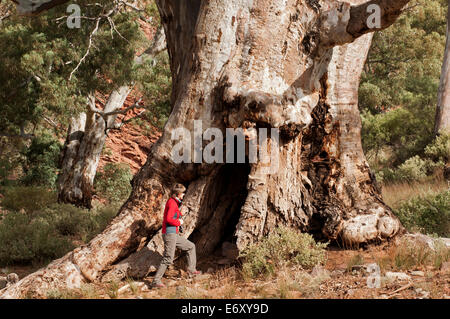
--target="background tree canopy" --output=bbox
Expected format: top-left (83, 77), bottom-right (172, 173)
top-left (359, 0), bottom-right (449, 183)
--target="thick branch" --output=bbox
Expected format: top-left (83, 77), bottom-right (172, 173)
top-left (347, 0), bottom-right (411, 37)
top-left (319, 0), bottom-right (411, 48)
top-left (10, 0), bottom-right (70, 15)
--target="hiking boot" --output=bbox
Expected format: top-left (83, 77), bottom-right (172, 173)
top-left (187, 270), bottom-right (202, 277)
top-left (152, 282), bottom-right (166, 289)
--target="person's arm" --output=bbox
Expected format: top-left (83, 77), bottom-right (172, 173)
top-left (165, 200), bottom-right (181, 227)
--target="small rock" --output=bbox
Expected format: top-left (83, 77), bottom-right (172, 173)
top-left (385, 272), bottom-right (411, 282)
top-left (0, 276), bottom-right (7, 289)
top-left (206, 267), bottom-right (214, 274)
top-left (6, 273), bottom-right (19, 284)
top-left (415, 288), bottom-right (430, 299)
top-left (410, 271), bottom-right (425, 277)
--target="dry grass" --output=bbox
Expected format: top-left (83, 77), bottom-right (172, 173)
top-left (375, 237), bottom-right (450, 273)
top-left (381, 177), bottom-right (448, 209)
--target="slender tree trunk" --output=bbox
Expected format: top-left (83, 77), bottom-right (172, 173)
top-left (57, 87), bottom-right (132, 208)
top-left (435, 1), bottom-right (450, 136)
top-left (435, 1), bottom-right (450, 179)
top-left (1, 0), bottom-right (409, 298)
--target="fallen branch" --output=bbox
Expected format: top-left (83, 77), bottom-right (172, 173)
top-left (388, 282), bottom-right (413, 296)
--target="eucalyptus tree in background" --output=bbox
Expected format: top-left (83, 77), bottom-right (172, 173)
top-left (0, 1), bottom-right (166, 207)
top-left (57, 26), bottom-right (166, 209)
top-left (435, 0), bottom-right (450, 136)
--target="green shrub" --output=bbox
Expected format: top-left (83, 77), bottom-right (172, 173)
top-left (0, 201), bottom-right (117, 266)
top-left (378, 156), bottom-right (442, 184)
top-left (20, 134), bottom-right (62, 187)
top-left (94, 163), bottom-right (132, 204)
top-left (44, 203), bottom-right (117, 242)
top-left (394, 156), bottom-right (430, 181)
top-left (1, 186), bottom-right (57, 213)
top-left (0, 212), bottom-right (74, 266)
top-left (394, 190), bottom-right (450, 237)
top-left (424, 133), bottom-right (450, 163)
top-left (239, 226), bottom-right (328, 279)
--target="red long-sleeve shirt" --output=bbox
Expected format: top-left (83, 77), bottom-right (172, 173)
top-left (162, 197), bottom-right (182, 234)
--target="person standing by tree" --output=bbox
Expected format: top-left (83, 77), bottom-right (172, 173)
top-left (152, 183), bottom-right (201, 288)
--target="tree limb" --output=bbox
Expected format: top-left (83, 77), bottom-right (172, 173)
top-left (318, 0), bottom-right (411, 48)
top-left (10, 0), bottom-right (70, 15)
top-left (346, 0), bottom-right (411, 38)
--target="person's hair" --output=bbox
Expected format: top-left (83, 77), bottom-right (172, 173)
top-left (171, 183), bottom-right (186, 197)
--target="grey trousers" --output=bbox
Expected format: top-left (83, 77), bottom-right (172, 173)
top-left (152, 233), bottom-right (197, 284)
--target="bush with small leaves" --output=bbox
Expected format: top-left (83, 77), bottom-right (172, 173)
top-left (394, 190), bottom-right (450, 237)
top-left (239, 226), bottom-right (328, 279)
top-left (94, 163), bottom-right (132, 204)
top-left (1, 186), bottom-right (57, 214)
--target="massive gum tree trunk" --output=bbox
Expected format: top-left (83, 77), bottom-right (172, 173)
top-left (1, 0), bottom-right (409, 298)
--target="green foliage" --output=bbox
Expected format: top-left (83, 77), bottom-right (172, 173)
top-left (1, 186), bottom-right (57, 213)
top-left (45, 203), bottom-right (117, 242)
top-left (136, 51), bottom-right (172, 129)
top-left (0, 211), bottom-right (74, 266)
top-left (239, 226), bottom-right (328, 279)
top-left (0, 186), bottom-right (117, 266)
top-left (361, 107), bottom-right (435, 168)
top-left (0, 1), bottom-right (149, 135)
top-left (20, 133), bottom-right (62, 187)
top-left (390, 156), bottom-right (430, 182)
top-left (0, 157), bottom-right (15, 186)
top-left (359, 0), bottom-right (447, 179)
top-left (360, 0), bottom-right (446, 115)
top-left (94, 163), bottom-right (132, 204)
top-left (424, 133), bottom-right (450, 163)
top-left (394, 190), bottom-right (450, 237)
top-left (373, 133), bottom-right (448, 183)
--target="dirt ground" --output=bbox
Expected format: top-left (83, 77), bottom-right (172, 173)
top-left (2, 239), bottom-right (448, 299)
